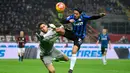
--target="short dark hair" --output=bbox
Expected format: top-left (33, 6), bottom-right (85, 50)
top-left (74, 8), bottom-right (82, 14)
top-left (37, 22), bottom-right (47, 28)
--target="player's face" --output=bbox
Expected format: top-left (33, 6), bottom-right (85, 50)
top-left (40, 24), bottom-right (48, 33)
top-left (102, 29), bottom-right (107, 34)
top-left (20, 31), bottom-right (24, 37)
top-left (74, 10), bottom-right (80, 19)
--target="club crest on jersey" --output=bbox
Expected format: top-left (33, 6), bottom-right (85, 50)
top-left (78, 18), bottom-right (81, 21)
top-left (101, 37), bottom-right (107, 40)
top-left (74, 22), bottom-right (83, 26)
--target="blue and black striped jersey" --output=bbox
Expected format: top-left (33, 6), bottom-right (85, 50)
top-left (66, 13), bottom-right (91, 39)
top-left (98, 33), bottom-right (110, 48)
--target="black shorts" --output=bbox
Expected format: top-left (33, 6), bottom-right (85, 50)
top-left (63, 29), bottom-right (83, 49)
top-left (101, 47), bottom-right (107, 54)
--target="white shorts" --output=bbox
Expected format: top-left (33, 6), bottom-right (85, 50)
top-left (18, 48), bottom-right (25, 53)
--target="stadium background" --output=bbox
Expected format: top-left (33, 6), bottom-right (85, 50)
top-left (0, 0), bottom-right (129, 59)
top-left (0, 0), bottom-right (129, 43)
top-left (0, 0), bottom-right (130, 73)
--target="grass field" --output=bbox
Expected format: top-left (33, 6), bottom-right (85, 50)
top-left (0, 59), bottom-right (130, 73)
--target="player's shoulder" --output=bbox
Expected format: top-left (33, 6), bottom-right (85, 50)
top-left (106, 33), bottom-right (109, 36)
top-left (98, 33), bottom-right (102, 36)
top-left (81, 12), bottom-right (91, 19)
top-left (81, 12), bottom-right (88, 16)
top-left (67, 14), bottom-right (74, 19)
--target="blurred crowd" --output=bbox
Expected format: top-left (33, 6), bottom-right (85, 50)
top-left (0, 0), bottom-right (129, 43)
top-left (117, 36), bottom-right (129, 44)
top-left (0, 35), bottom-right (129, 44)
top-left (0, 35), bottom-right (70, 43)
top-left (0, 0), bottom-right (56, 35)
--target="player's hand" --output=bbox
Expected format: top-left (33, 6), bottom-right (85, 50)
top-left (100, 13), bottom-right (106, 17)
top-left (109, 45), bottom-right (111, 50)
top-left (96, 41), bottom-right (99, 46)
top-left (69, 19), bottom-right (75, 23)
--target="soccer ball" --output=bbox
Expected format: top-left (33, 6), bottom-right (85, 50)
top-left (56, 2), bottom-right (65, 12)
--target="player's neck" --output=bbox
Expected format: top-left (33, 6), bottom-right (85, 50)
top-left (103, 33), bottom-right (106, 35)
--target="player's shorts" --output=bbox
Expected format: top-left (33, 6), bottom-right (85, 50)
top-left (40, 47), bottom-right (64, 66)
top-left (64, 29), bottom-right (83, 49)
top-left (18, 48), bottom-right (25, 53)
top-left (101, 47), bottom-right (107, 54)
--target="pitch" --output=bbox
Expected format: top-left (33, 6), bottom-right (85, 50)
top-left (0, 59), bottom-right (130, 73)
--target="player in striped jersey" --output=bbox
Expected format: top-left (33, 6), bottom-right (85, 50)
top-left (36, 23), bottom-right (69, 73)
top-left (55, 8), bottom-right (106, 73)
top-left (96, 28), bottom-right (111, 65)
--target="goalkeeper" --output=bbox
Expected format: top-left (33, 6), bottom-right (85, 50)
top-left (36, 22), bottom-right (69, 73)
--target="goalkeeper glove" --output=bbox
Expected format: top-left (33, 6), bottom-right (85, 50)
top-left (49, 24), bottom-right (56, 29)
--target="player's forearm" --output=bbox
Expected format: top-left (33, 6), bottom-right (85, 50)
top-left (109, 41), bottom-right (111, 46)
top-left (96, 40), bottom-right (99, 44)
top-left (88, 16), bottom-right (102, 20)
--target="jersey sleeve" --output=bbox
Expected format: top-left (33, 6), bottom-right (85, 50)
top-left (98, 34), bottom-right (101, 42)
top-left (82, 12), bottom-right (103, 20)
top-left (35, 31), bottom-right (44, 41)
top-left (66, 15), bottom-right (74, 21)
top-left (82, 13), bottom-right (91, 19)
top-left (107, 35), bottom-right (110, 41)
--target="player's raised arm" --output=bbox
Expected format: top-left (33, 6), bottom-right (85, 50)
top-left (83, 13), bottom-right (106, 20)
